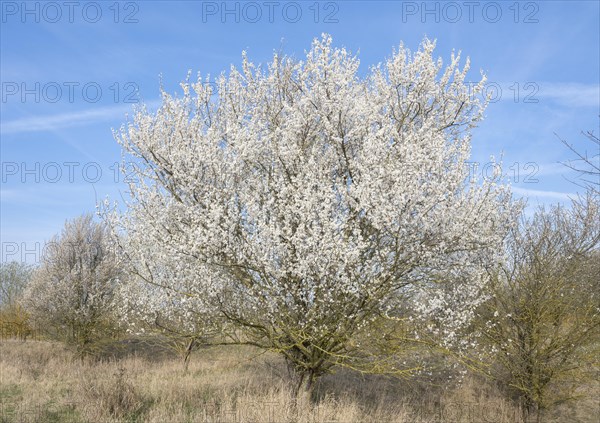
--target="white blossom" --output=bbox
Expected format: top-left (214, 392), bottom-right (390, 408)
top-left (104, 34), bottom-right (517, 381)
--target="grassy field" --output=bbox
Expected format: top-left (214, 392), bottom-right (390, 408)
top-left (0, 339), bottom-right (597, 422)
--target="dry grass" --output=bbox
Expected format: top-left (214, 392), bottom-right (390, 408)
top-left (0, 339), bottom-right (596, 422)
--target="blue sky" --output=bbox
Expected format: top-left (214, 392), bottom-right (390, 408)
top-left (1, 0), bottom-right (599, 263)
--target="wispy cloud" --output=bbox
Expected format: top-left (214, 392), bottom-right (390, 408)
top-left (1, 104), bottom-right (133, 134)
top-left (511, 186), bottom-right (574, 201)
top-left (493, 82), bottom-right (598, 108)
top-left (537, 82), bottom-right (600, 108)
top-left (0, 100), bottom-right (161, 135)
top-left (535, 162), bottom-right (568, 177)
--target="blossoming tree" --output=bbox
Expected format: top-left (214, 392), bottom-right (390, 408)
top-left (113, 241), bottom-right (223, 369)
top-left (23, 214), bottom-right (122, 357)
top-left (108, 34), bottom-right (515, 392)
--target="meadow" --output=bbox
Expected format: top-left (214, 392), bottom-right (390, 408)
top-left (1, 339), bottom-right (597, 423)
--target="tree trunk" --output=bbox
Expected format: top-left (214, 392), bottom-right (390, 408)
top-left (183, 337), bottom-right (196, 372)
